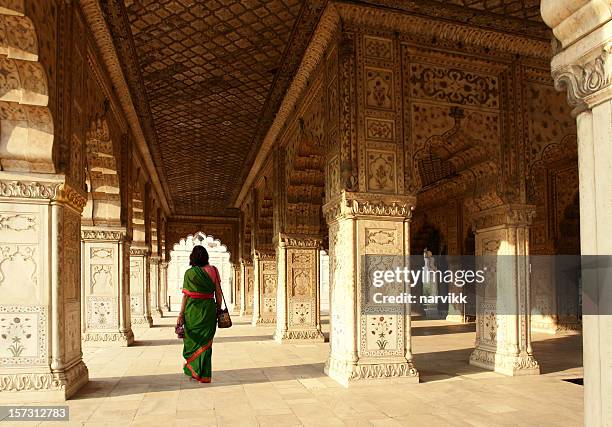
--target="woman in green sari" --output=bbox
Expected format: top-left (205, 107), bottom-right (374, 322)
top-left (177, 246), bottom-right (222, 383)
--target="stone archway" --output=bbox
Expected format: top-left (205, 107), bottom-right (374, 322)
top-left (168, 232), bottom-right (232, 311)
top-left (0, 3), bottom-right (54, 174)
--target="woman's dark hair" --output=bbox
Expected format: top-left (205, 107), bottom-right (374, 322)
top-left (189, 245), bottom-right (209, 267)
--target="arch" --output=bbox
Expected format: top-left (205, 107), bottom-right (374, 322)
top-left (168, 231), bottom-right (233, 311)
top-left (174, 231), bottom-right (229, 254)
top-left (0, 2), bottom-right (54, 173)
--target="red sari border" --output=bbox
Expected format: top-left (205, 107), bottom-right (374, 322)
top-left (182, 289), bottom-right (215, 299)
top-left (184, 338), bottom-right (214, 383)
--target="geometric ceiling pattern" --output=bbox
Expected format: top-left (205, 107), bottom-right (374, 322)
top-left (435, 0), bottom-right (542, 21)
top-left (105, 0), bottom-right (548, 217)
top-left (125, 0), bottom-right (304, 214)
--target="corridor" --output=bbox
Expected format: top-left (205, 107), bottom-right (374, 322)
top-left (58, 318), bottom-right (583, 426)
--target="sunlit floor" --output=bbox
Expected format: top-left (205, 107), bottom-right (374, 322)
top-left (35, 315), bottom-right (584, 426)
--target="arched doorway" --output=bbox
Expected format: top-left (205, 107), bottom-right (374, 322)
top-left (168, 232), bottom-right (232, 311)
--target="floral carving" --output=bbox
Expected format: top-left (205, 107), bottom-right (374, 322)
top-left (409, 63), bottom-right (499, 108)
top-left (366, 68), bottom-right (393, 109)
top-left (369, 316), bottom-right (394, 350)
top-left (364, 36), bottom-right (392, 60)
top-left (366, 118), bottom-right (394, 141)
top-left (0, 213), bottom-right (36, 233)
top-left (367, 151), bottom-right (395, 192)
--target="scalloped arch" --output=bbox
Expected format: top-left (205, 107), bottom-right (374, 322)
top-left (0, 1), bottom-right (54, 173)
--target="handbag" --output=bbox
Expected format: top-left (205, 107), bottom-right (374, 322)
top-left (209, 266), bottom-right (232, 329)
top-left (175, 323), bottom-right (185, 339)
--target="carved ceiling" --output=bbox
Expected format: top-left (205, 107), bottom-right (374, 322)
top-left (101, 0), bottom-right (548, 217)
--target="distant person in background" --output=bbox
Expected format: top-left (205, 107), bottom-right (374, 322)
top-left (176, 245), bottom-right (223, 383)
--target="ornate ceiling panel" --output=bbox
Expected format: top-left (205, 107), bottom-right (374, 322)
top-left (433, 0), bottom-right (542, 21)
top-left (112, 0), bottom-right (325, 215)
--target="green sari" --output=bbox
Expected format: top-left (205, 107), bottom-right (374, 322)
top-left (182, 265), bottom-right (218, 383)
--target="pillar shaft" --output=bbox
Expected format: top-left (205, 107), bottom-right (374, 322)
top-left (150, 256), bottom-right (162, 318)
top-left (160, 261), bottom-right (169, 311)
top-left (129, 247), bottom-right (152, 328)
top-left (240, 260), bottom-right (254, 316)
top-left (541, 2), bottom-right (612, 423)
top-left (274, 235), bottom-right (325, 342)
top-left (252, 252), bottom-right (277, 325)
top-left (0, 174), bottom-right (88, 401)
top-left (469, 204), bottom-right (539, 376)
top-left (323, 192), bottom-right (418, 386)
top-left (81, 227), bottom-right (134, 346)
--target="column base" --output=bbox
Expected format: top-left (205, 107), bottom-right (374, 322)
top-left (0, 360), bottom-right (89, 403)
top-left (274, 329), bottom-right (325, 343)
top-left (82, 330), bottom-right (135, 346)
top-left (132, 316), bottom-right (153, 328)
top-left (151, 309), bottom-right (163, 318)
top-left (324, 356), bottom-right (419, 387)
top-left (469, 347), bottom-right (540, 376)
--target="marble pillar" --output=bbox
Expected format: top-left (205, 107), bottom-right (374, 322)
top-left (252, 252), bottom-right (277, 325)
top-left (274, 235), bottom-right (325, 342)
top-left (469, 204), bottom-right (539, 376)
top-left (81, 227), bottom-right (134, 346)
top-left (323, 192), bottom-right (419, 386)
top-left (541, 2), bottom-right (612, 423)
top-left (160, 261), bottom-right (169, 312)
top-left (0, 175), bottom-right (89, 401)
top-left (232, 263), bottom-right (241, 315)
top-left (150, 256), bottom-right (162, 318)
top-left (129, 247), bottom-right (152, 328)
top-left (240, 260), bottom-right (254, 316)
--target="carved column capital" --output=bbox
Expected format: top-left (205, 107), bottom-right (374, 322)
top-left (129, 246), bottom-right (150, 256)
top-left (0, 174), bottom-right (87, 213)
top-left (552, 41), bottom-right (612, 112)
top-left (470, 204), bottom-right (536, 231)
top-left (274, 233), bottom-right (323, 249)
top-left (322, 191), bottom-right (416, 224)
top-left (81, 226), bottom-right (127, 242)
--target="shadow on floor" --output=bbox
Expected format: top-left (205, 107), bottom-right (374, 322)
top-left (74, 363), bottom-right (328, 398)
top-left (411, 322), bottom-right (476, 336)
top-left (131, 335), bottom-right (277, 346)
top-left (532, 333), bottom-right (583, 374)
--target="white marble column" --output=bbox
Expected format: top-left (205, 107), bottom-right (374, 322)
top-left (232, 263), bottom-right (241, 315)
top-left (468, 204), bottom-right (539, 376)
top-left (0, 174), bottom-right (89, 401)
top-left (129, 247), bottom-right (152, 328)
top-left (541, 2), bottom-right (612, 424)
top-left (240, 259), bottom-right (254, 316)
top-left (81, 227), bottom-right (134, 346)
top-left (323, 192), bottom-right (419, 386)
top-left (252, 252), bottom-right (277, 325)
top-left (274, 235), bottom-right (325, 342)
top-left (150, 256), bottom-right (162, 318)
top-left (160, 261), bottom-right (169, 312)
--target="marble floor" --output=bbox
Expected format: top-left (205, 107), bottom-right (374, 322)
top-left (13, 315), bottom-right (584, 426)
